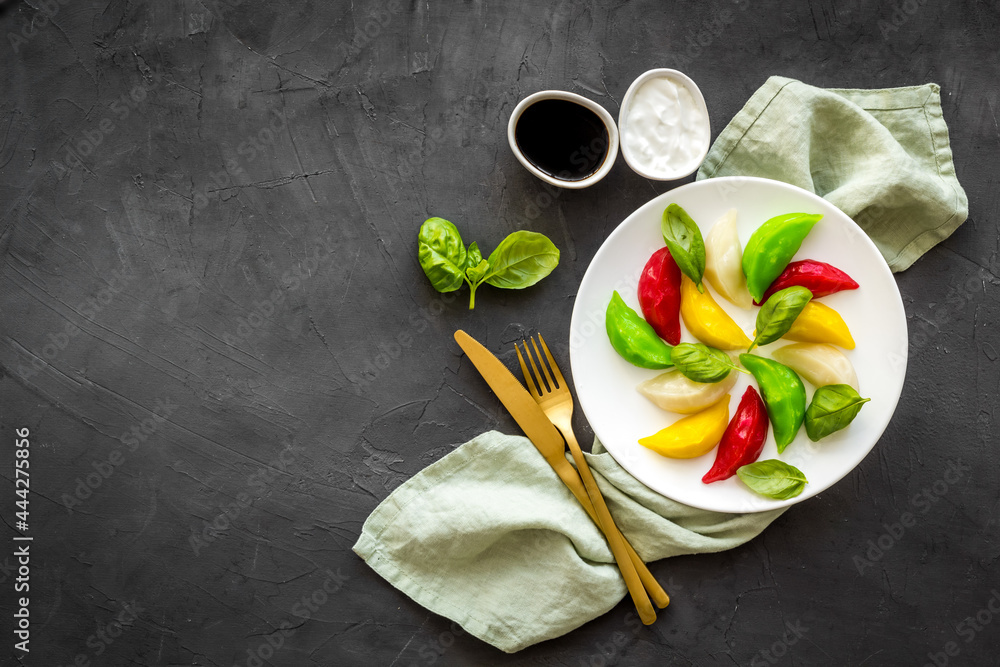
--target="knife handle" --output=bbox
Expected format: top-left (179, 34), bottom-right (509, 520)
top-left (548, 457), bottom-right (670, 610)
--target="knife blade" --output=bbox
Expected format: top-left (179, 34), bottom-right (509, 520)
top-left (453, 329), bottom-right (669, 612)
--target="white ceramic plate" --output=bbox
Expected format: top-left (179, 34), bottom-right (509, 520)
top-left (570, 177), bottom-right (907, 513)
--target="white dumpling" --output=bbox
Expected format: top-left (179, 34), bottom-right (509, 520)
top-left (771, 343), bottom-right (859, 390)
top-left (704, 209), bottom-right (753, 309)
top-left (637, 367), bottom-right (738, 414)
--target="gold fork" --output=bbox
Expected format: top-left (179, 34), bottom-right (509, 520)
top-left (516, 334), bottom-right (669, 623)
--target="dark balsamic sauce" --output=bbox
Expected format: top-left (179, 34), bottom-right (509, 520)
top-left (514, 99), bottom-right (610, 181)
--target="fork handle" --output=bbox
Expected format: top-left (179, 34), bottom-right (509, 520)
top-left (547, 455), bottom-right (670, 609)
top-left (561, 428), bottom-right (658, 624)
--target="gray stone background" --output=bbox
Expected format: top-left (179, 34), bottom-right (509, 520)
top-left (1, 0), bottom-right (998, 665)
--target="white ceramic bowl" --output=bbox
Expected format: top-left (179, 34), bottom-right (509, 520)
top-left (618, 68), bottom-right (711, 181)
top-left (507, 90), bottom-right (619, 189)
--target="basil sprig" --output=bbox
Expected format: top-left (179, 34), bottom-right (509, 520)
top-left (737, 460), bottom-right (808, 500)
top-left (465, 241), bottom-right (484, 272)
top-left (670, 342), bottom-right (745, 383)
top-left (661, 204), bottom-right (707, 293)
top-left (417, 218), bottom-right (559, 309)
top-left (805, 384), bottom-right (871, 441)
top-left (750, 286), bottom-right (812, 351)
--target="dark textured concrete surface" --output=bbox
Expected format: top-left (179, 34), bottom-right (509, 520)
top-left (2, 0), bottom-right (999, 665)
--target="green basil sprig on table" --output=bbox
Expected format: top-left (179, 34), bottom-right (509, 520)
top-left (417, 218), bottom-right (560, 309)
top-left (805, 384), bottom-right (871, 441)
top-left (661, 204), bottom-right (707, 293)
top-left (750, 286), bottom-right (813, 351)
top-left (737, 460), bottom-right (808, 500)
top-left (670, 342), bottom-right (746, 383)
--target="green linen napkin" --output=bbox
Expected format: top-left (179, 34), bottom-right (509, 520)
top-left (697, 76), bottom-right (968, 271)
top-left (353, 431), bottom-right (781, 653)
top-left (353, 77), bottom-right (967, 653)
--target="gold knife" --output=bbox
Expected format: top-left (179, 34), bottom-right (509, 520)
top-left (454, 330), bottom-right (668, 620)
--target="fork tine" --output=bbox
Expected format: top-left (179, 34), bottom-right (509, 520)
top-left (523, 338), bottom-right (549, 393)
top-left (515, 342), bottom-right (542, 398)
top-left (528, 336), bottom-right (556, 392)
top-left (537, 334), bottom-right (564, 390)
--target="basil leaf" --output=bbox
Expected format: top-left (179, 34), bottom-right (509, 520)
top-left (465, 241), bottom-right (483, 271)
top-left (483, 231), bottom-right (560, 289)
top-left (737, 460), bottom-right (808, 500)
top-left (670, 342), bottom-right (738, 383)
top-left (466, 259), bottom-right (489, 284)
top-left (417, 217), bottom-right (467, 292)
top-left (750, 286), bottom-right (812, 351)
top-left (661, 204), bottom-right (707, 293)
top-left (805, 384), bottom-right (871, 441)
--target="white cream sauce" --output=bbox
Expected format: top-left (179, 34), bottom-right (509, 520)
top-left (623, 76), bottom-right (710, 178)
